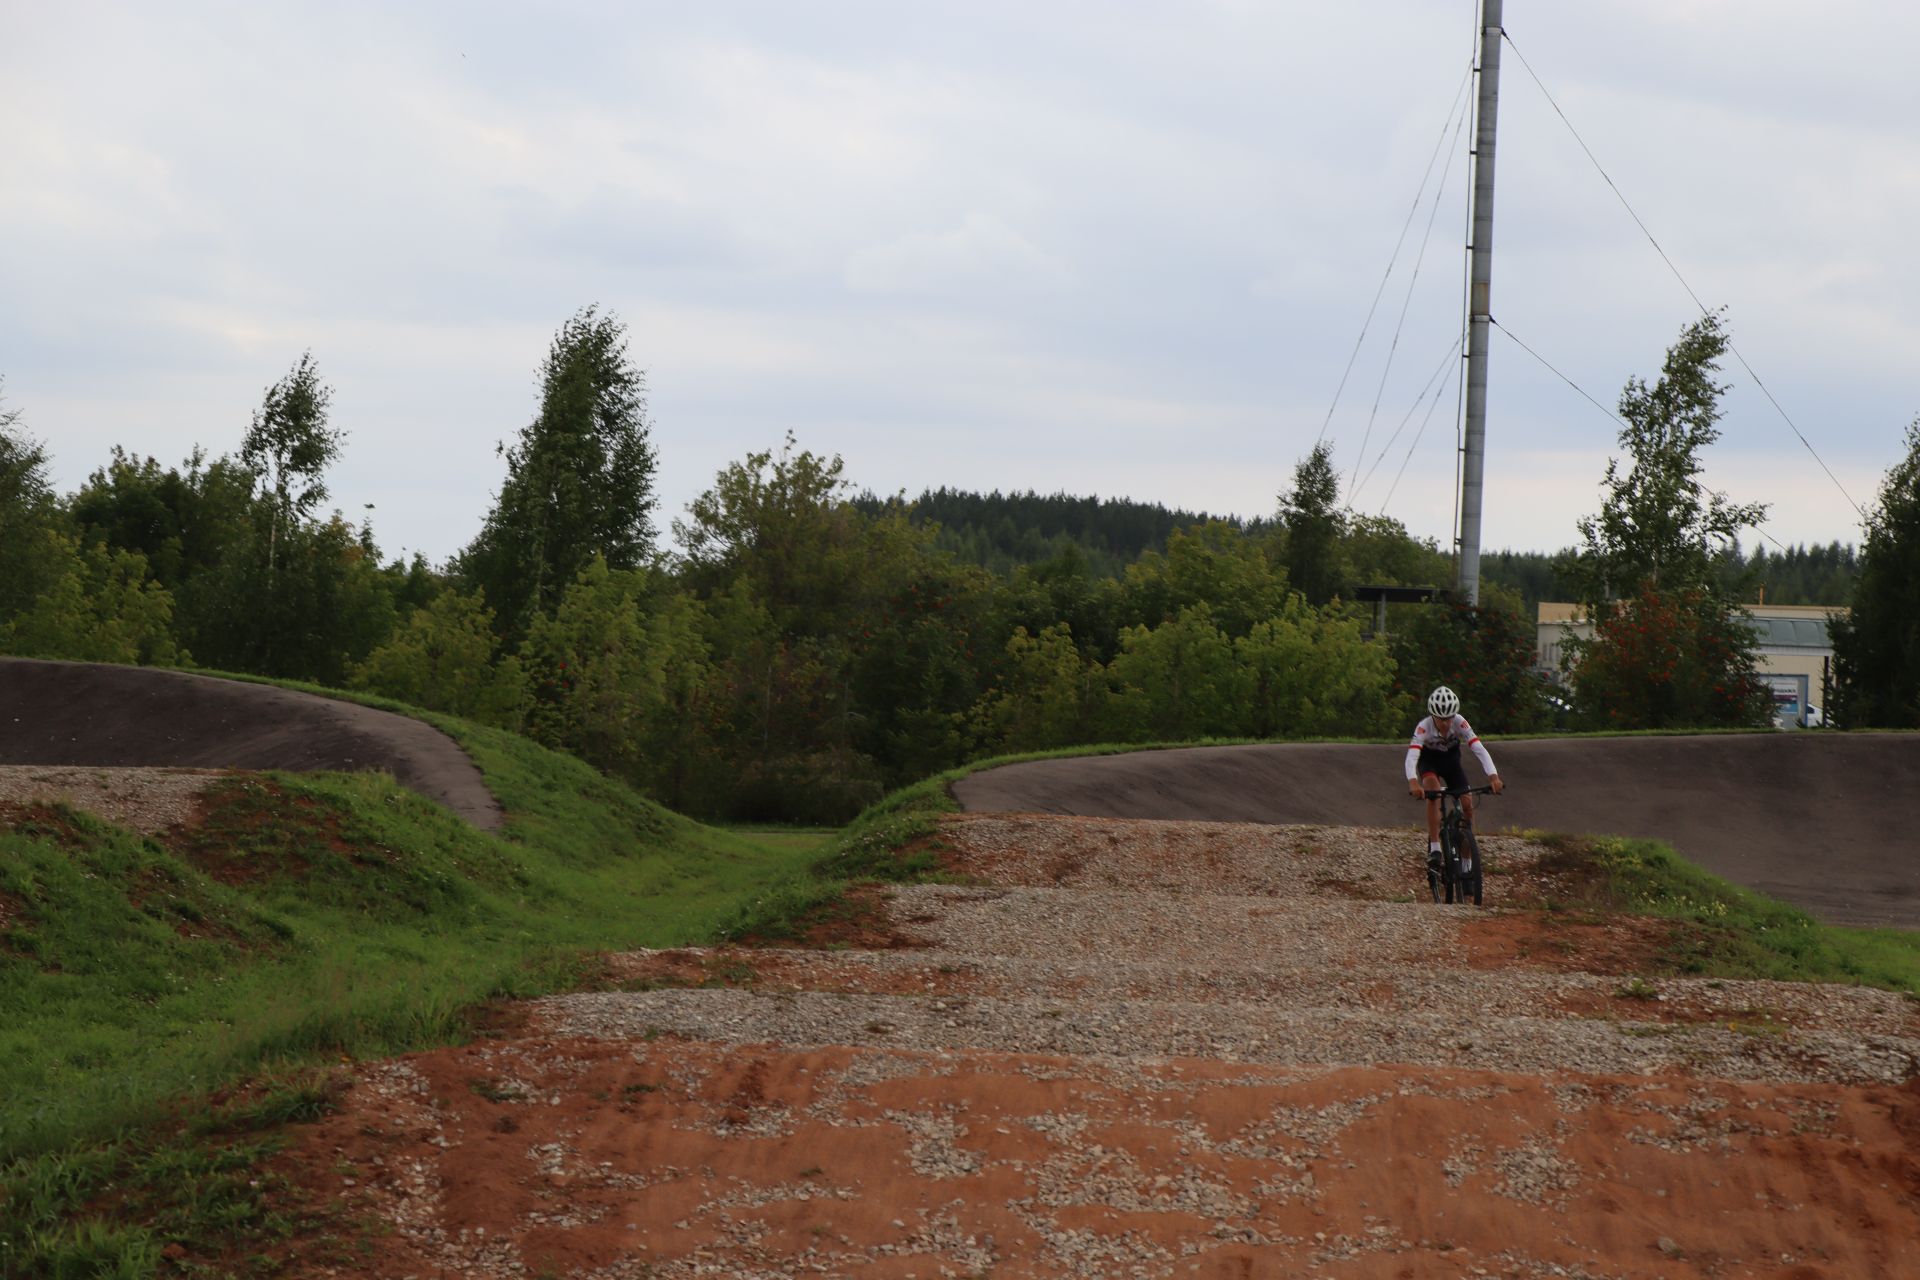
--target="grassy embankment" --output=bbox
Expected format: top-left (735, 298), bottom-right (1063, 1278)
top-left (1524, 831), bottom-right (1920, 995)
top-left (0, 698), bottom-right (827, 1276)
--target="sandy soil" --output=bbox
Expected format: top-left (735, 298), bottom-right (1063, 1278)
top-left (272, 815), bottom-right (1920, 1279)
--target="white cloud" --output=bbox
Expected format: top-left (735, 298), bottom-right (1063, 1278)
top-left (844, 214), bottom-right (1065, 297)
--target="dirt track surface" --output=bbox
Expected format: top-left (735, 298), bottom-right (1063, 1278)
top-left (953, 737), bottom-right (1920, 930)
top-left (281, 816), bottom-right (1920, 1279)
top-left (0, 657), bottom-right (503, 830)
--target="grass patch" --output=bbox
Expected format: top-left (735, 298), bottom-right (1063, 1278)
top-left (1523, 831), bottom-right (1920, 994)
top-left (0, 1072), bottom-right (345, 1279)
top-left (711, 763), bottom-right (981, 944)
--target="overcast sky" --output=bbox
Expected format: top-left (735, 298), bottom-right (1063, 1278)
top-left (4, 1), bottom-right (1916, 566)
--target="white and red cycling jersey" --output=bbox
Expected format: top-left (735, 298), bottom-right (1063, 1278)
top-left (1404, 714), bottom-right (1498, 780)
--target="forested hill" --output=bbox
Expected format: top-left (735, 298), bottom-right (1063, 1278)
top-left (853, 487), bottom-right (1263, 577)
top-left (853, 488), bottom-right (1858, 609)
top-left (1479, 542), bottom-right (1859, 613)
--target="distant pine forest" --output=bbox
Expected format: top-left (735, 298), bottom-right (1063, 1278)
top-left (859, 487), bottom-right (1860, 612)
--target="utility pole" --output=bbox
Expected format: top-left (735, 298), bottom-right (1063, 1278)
top-left (1458, 0), bottom-right (1503, 605)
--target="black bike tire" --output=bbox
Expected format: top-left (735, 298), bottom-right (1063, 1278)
top-left (1441, 824), bottom-right (1460, 905)
top-left (1461, 824), bottom-right (1484, 906)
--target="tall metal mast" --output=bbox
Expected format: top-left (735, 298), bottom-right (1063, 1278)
top-left (1458, 0), bottom-right (1504, 604)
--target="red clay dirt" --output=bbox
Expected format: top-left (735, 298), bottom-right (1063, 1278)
top-left (279, 1037), bottom-right (1920, 1280)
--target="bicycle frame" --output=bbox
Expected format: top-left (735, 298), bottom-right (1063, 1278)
top-left (1422, 784), bottom-right (1496, 906)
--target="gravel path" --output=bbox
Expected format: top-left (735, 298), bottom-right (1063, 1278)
top-left (540, 816), bottom-right (1920, 1086)
top-left (0, 763), bottom-right (222, 832)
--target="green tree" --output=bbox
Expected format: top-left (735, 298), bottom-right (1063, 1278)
top-left (1, 530), bottom-right (179, 665)
top-left (352, 589), bottom-right (528, 728)
top-left (972, 623), bottom-right (1112, 752)
top-left (1107, 605), bottom-right (1246, 741)
top-left (675, 435), bottom-right (882, 633)
top-left (1119, 521), bottom-right (1291, 638)
top-left (675, 437), bottom-right (978, 813)
top-left (998, 545), bottom-right (1125, 663)
top-left (520, 558), bottom-right (723, 811)
top-left (1237, 597), bottom-right (1404, 738)
top-left (241, 352), bottom-right (343, 579)
top-left (0, 381), bottom-right (66, 627)
top-left (1343, 513), bottom-right (1449, 589)
top-left (1830, 416), bottom-right (1920, 727)
top-left (182, 510), bottom-right (399, 684)
top-left (72, 448), bottom-right (258, 597)
top-left (1278, 442), bottom-right (1347, 605)
top-left (1561, 313), bottom-right (1766, 612)
top-left (1559, 313), bottom-right (1769, 728)
top-left (849, 557), bottom-right (996, 783)
top-left (1389, 588), bottom-right (1547, 734)
top-left (1567, 588), bottom-right (1770, 730)
top-left (463, 307), bottom-right (659, 634)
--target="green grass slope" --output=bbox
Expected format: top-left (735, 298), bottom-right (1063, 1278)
top-left (0, 705), bottom-right (820, 1162)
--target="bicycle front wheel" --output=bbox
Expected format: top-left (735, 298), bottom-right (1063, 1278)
top-left (1460, 825), bottom-right (1484, 906)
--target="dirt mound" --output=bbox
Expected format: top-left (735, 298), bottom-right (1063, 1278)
top-left (0, 657), bottom-right (503, 830)
top-left (952, 736), bottom-right (1920, 929)
top-left (272, 815), bottom-right (1920, 1278)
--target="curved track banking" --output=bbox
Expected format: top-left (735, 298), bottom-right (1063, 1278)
top-left (0, 657), bottom-right (503, 830)
top-left (954, 735), bottom-right (1920, 930)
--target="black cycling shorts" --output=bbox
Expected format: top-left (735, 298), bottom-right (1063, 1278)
top-left (1415, 747), bottom-right (1469, 792)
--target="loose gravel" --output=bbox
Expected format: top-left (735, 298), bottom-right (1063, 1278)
top-left (540, 815), bottom-right (1920, 1086)
top-left (0, 763), bottom-right (221, 832)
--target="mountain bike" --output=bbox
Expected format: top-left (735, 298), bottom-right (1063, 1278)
top-left (1423, 785), bottom-right (1497, 906)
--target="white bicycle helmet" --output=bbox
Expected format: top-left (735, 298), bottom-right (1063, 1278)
top-left (1428, 685), bottom-right (1460, 718)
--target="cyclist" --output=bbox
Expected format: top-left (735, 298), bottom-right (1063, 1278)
top-left (1405, 686), bottom-right (1504, 873)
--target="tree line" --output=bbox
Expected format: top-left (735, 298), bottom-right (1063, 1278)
top-left (853, 488), bottom-right (1858, 618)
top-left (3, 308), bottom-right (1915, 822)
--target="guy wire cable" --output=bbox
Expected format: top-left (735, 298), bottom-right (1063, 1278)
top-left (1501, 28), bottom-right (1866, 522)
top-left (1315, 61), bottom-right (1474, 448)
top-left (1349, 83), bottom-right (1475, 500)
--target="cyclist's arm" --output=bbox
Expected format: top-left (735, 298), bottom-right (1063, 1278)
top-left (1466, 733), bottom-right (1497, 777)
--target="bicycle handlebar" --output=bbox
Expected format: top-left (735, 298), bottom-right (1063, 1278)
top-left (1418, 785), bottom-right (1500, 800)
